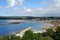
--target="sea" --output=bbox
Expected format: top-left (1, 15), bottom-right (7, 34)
top-left (0, 20), bottom-right (53, 36)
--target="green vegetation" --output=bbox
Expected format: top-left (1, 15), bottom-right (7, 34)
top-left (0, 16), bottom-right (36, 20)
top-left (0, 26), bottom-right (60, 40)
top-left (0, 16), bottom-right (60, 20)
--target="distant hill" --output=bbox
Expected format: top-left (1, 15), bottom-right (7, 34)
top-left (0, 16), bottom-right (60, 20)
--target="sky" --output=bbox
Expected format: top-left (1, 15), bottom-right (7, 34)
top-left (0, 0), bottom-right (60, 17)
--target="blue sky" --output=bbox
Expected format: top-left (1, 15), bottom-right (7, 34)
top-left (0, 0), bottom-right (60, 16)
top-left (0, 0), bottom-right (52, 8)
top-left (0, 0), bottom-right (7, 6)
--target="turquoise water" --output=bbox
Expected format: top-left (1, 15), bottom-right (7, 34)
top-left (0, 20), bottom-right (52, 36)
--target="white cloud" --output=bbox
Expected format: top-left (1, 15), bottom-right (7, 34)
top-left (29, 0), bottom-right (60, 17)
top-left (2, 0), bottom-right (60, 16)
top-left (7, 0), bottom-right (15, 7)
top-left (15, 0), bottom-right (24, 6)
top-left (26, 9), bottom-right (32, 12)
top-left (54, 0), bottom-right (60, 7)
top-left (7, 0), bottom-right (24, 8)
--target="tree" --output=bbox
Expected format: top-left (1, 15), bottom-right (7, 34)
top-left (43, 28), bottom-right (55, 37)
top-left (9, 35), bottom-right (21, 40)
top-left (0, 35), bottom-right (21, 40)
top-left (54, 26), bottom-right (60, 40)
top-left (56, 26), bottom-right (60, 33)
top-left (22, 30), bottom-right (34, 40)
top-left (44, 36), bottom-right (53, 40)
top-left (0, 35), bottom-right (9, 40)
top-left (34, 33), bottom-right (44, 40)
